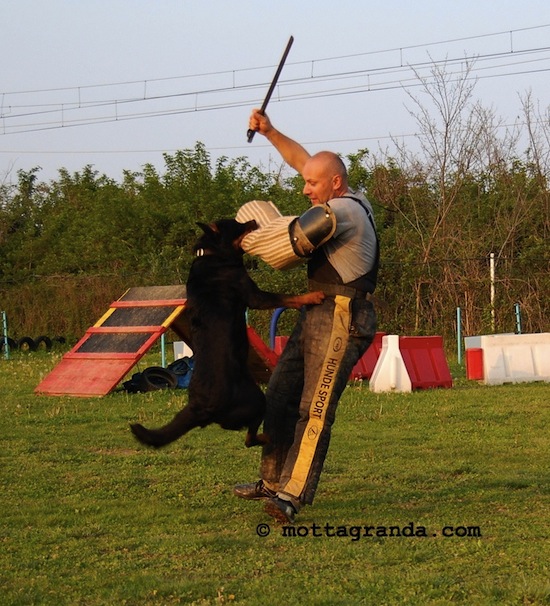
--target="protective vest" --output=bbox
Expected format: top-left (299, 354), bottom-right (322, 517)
top-left (307, 196), bottom-right (379, 294)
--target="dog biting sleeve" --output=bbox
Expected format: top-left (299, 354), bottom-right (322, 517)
top-left (236, 200), bottom-right (305, 270)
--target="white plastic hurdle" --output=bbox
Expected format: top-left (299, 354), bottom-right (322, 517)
top-left (479, 333), bottom-right (550, 385)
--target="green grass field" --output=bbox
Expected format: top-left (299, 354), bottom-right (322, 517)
top-left (1, 351), bottom-right (549, 605)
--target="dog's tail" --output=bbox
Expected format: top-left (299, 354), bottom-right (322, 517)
top-left (130, 423), bottom-right (172, 448)
top-left (130, 407), bottom-right (200, 448)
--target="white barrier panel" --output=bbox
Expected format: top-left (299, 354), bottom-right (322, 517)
top-left (369, 335), bottom-right (412, 393)
top-left (480, 333), bottom-right (550, 385)
top-left (173, 341), bottom-right (193, 360)
top-left (464, 334), bottom-right (514, 350)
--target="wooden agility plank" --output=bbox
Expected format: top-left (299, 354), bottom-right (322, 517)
top-left (36, 284), bottom-right (281, 397)
top-left (35, 286), bottom-right (187, 397)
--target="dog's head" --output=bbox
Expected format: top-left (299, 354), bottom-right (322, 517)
top-left (194, 219), bottom-right (258, 256)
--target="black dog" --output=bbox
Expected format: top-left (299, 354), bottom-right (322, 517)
top-left (130, 218), bottom-right (324, 448)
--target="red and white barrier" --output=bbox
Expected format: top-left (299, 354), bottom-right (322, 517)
top-left (369, 335), bottom-right (412, 393)
top-left (477, 333), bottom-right (550, 385)
top-left (350, 332), bottom-right (386, 381)
top-left (370, 335), bottom-right (453, 393)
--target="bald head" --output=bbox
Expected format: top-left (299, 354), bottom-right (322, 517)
top-left (311, 151), bottom-right (347, 180)
top-left (302, 151), bottom-right (349, 205)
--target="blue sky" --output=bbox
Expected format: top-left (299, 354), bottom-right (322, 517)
top-left (2, 0), bottom-right (550, 182)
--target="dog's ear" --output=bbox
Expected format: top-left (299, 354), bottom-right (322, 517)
top-left (196, 222), bottom-right (218, 237)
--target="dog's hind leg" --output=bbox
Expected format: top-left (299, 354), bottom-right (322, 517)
top-left (243, 382), bottom-right (268, 447)
top-left (130, 406), bottom-right (201, 448)
top-left (245, 413), bottom-right (269, 448)
top-left (215, 381), bottom-right (268, 447)
top-left (217, 408), bottom-right (267, 447)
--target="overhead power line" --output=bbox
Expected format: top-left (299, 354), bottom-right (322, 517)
top-left (1, 24), bottom-right (549, 138)
top-left (2, 58), bottom-right (549, 137)
top-left (3, 23), bottom-right (549, 98)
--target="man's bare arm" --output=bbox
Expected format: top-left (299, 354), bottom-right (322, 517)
top-left (249, 109), bottom-right (310, 174)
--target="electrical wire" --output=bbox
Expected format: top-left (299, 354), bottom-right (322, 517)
top-left (1, 23), bottom-right (549, 146)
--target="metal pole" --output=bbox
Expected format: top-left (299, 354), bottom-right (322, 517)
top-left (161, 333), bottom-right (166, 368)
top-left (2, 311), bottom-right (9, 360)
top-left (514, 303), bottom-right (522, 334)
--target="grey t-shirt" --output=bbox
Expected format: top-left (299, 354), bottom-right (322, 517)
top-left (322, 191), bottom-right (378, 283)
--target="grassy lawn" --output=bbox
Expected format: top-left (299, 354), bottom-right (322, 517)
top-left (1, 351), bottom-right (549, 605)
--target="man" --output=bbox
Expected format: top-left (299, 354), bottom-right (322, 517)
top-left (234, 109), bottom-right (379, 523)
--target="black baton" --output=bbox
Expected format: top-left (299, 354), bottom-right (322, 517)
top-left (247, 35), bottom-right (294, 143)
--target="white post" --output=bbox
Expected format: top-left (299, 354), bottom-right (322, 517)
top-left (490, 252), bottom-right (495, 333)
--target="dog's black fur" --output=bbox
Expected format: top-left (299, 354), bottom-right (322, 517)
top-left (130, 218), bottom-right (324, 448)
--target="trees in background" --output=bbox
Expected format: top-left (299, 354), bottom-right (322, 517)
top-left (346, 60), bottom-right (549, 339)
top-left (1, 64), bottom-right (548, 346)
